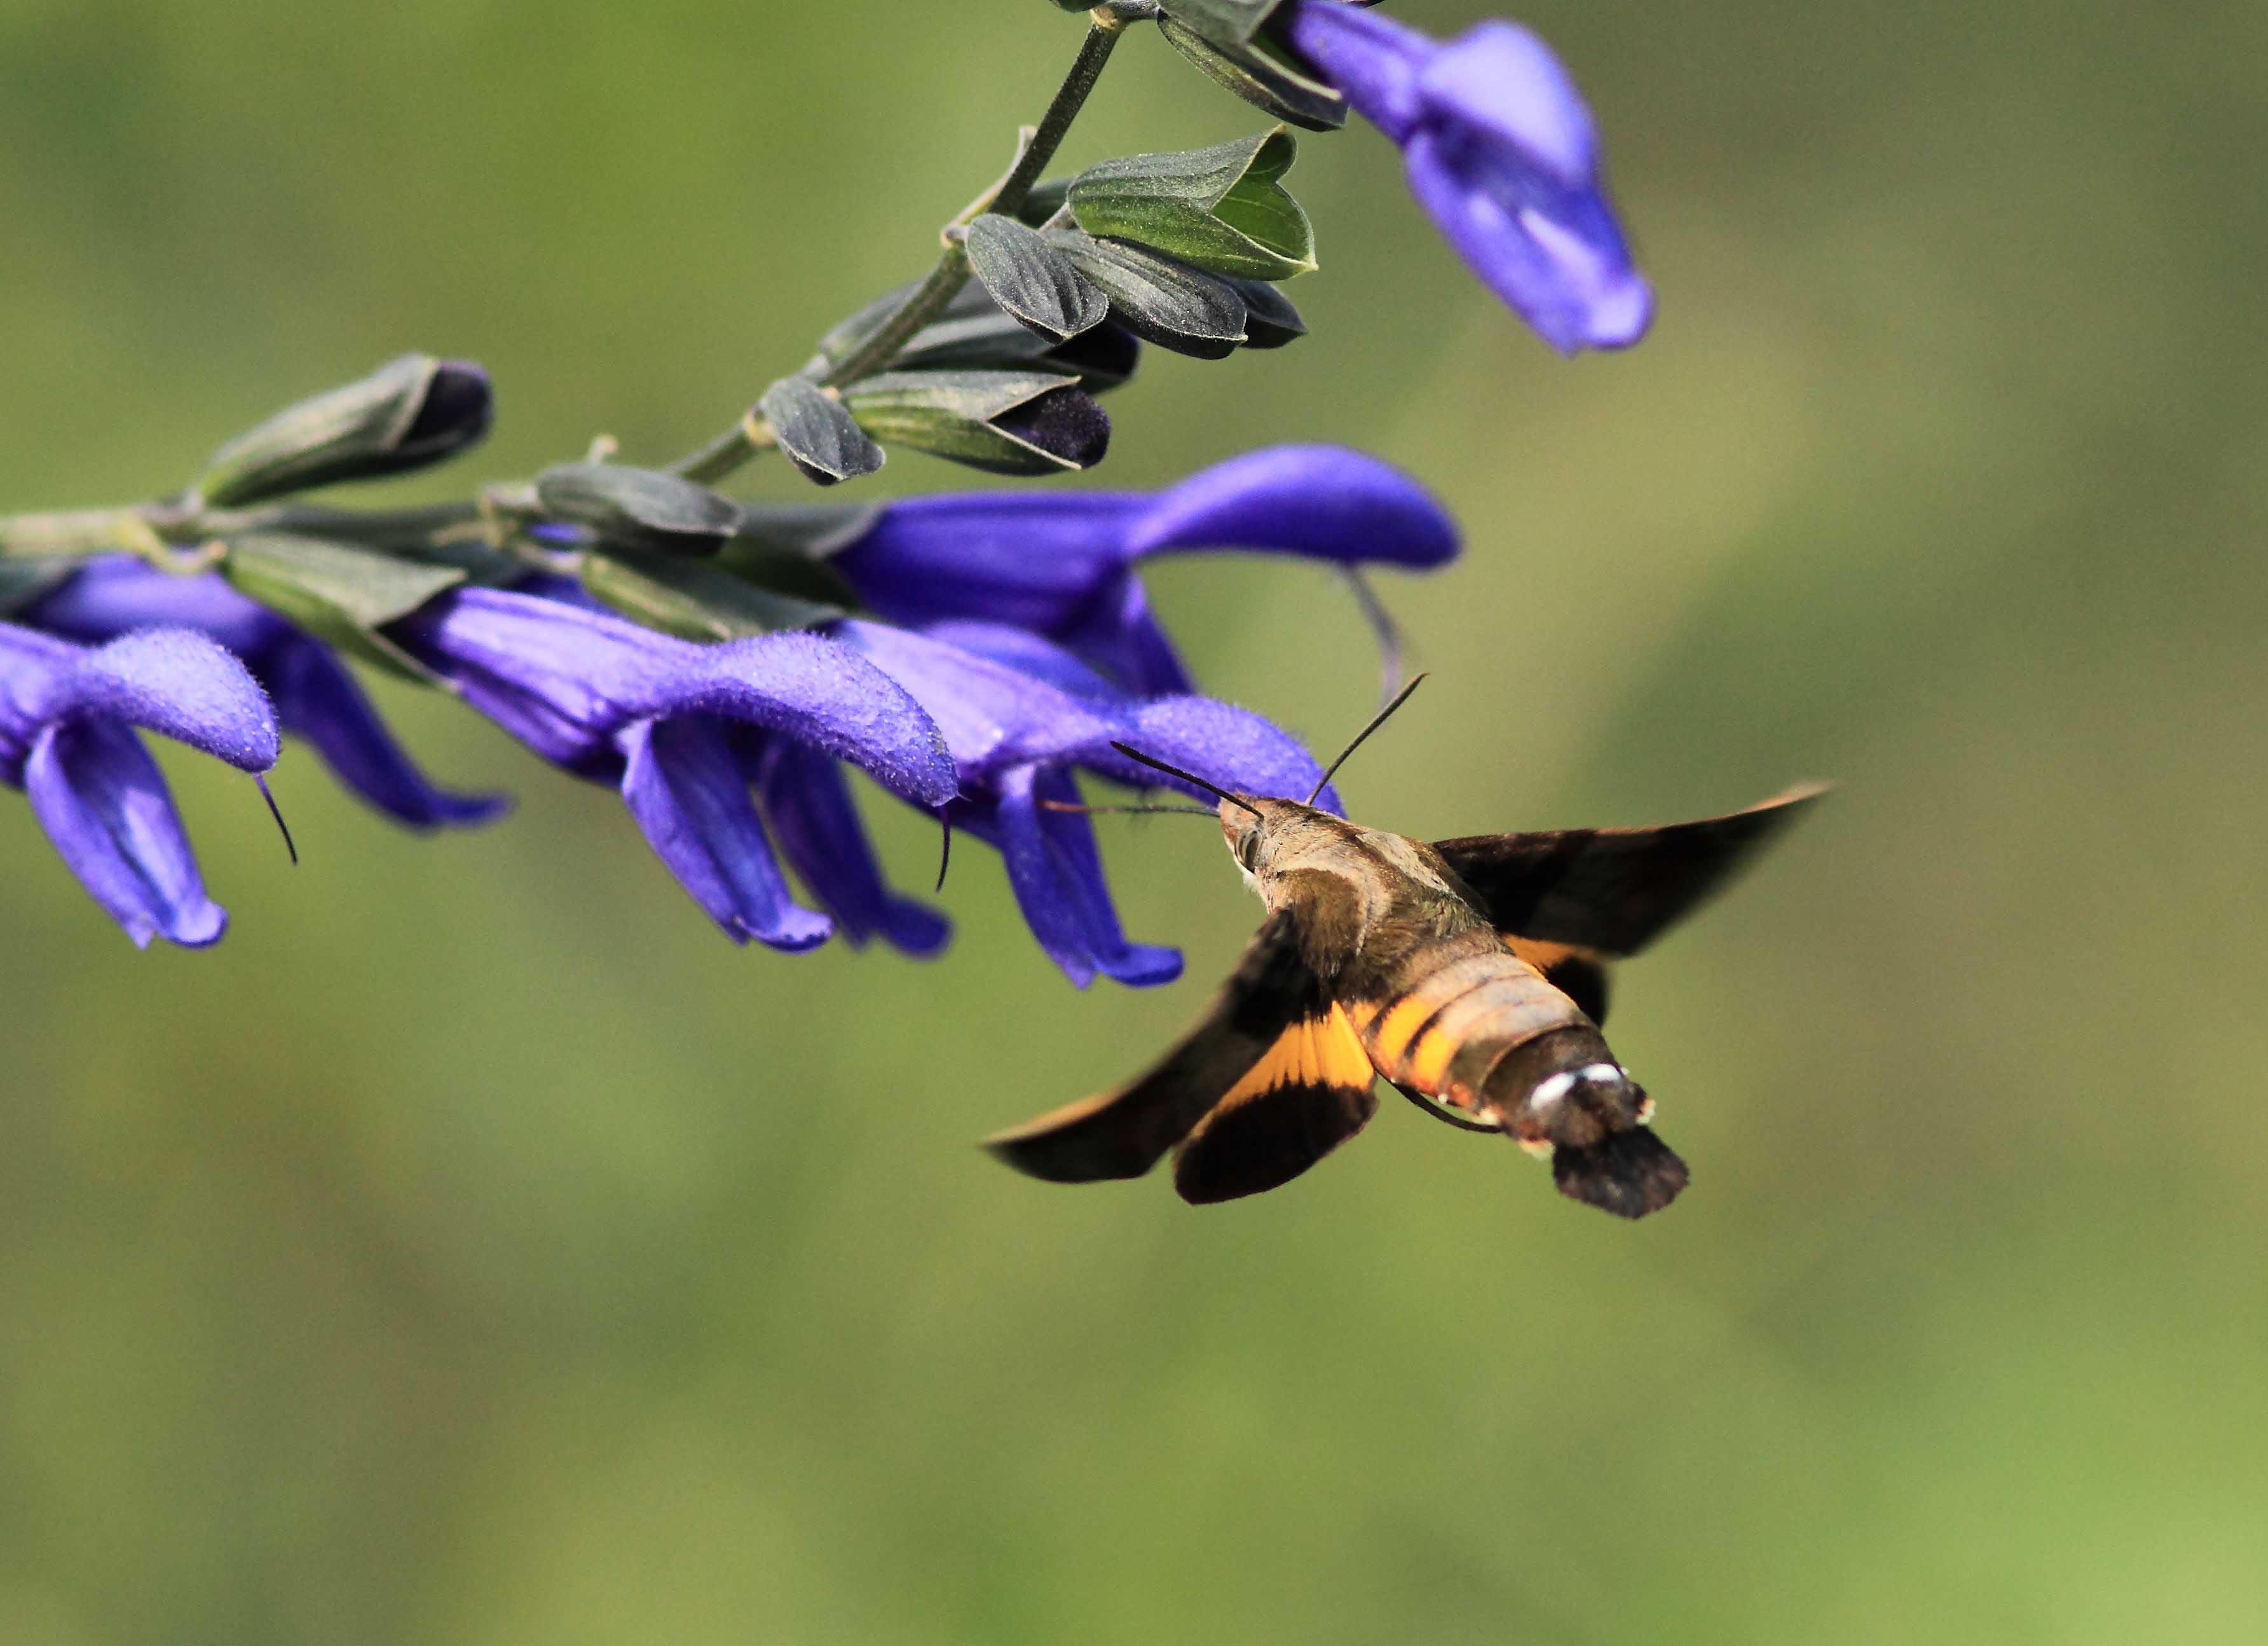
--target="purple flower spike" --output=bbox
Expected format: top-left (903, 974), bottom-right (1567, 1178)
top-left (829, 444), bottom-right (1458, 695)
top-left (398, 588), bottom-right (957, 950)
top-left (1283, 3), bottom-right (1652, 353)
top-left (28, 558), bottom-right (505, 828)
top-left (838, 619), bottom-right (1335, 987)
top-left (0, 621), bottom-right (280, 947)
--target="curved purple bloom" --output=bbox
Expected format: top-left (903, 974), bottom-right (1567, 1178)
top-left (0, 622), bottom-right (279, 947)
top-left (27, 557), bottom-right (503, 828)
top-left (1283, 4), bottom-right (1651, 353)
top-left (838, 619), bottom-right (1337, 987)
top-left (828, 444), bottom-right (1458, 696)
top-left (397, 588), bottom-right (957, 950)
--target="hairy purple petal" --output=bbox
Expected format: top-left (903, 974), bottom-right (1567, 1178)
top-left (261, 640), bottom-right (507, 828)
top-left (1082, 695), bottom-right (1344, 814)
top-left (1126, 444), bottom-right (1459, 568)
top-left (25, 718), bottom-right (226, 947)
top-left (404, 589), bottom-right (956, 805)
top-left (835, 619), bottom-right (1118, 778)
top-left (966, 765), bottom-right (1181, 989)
top-left (29, 558), bottom-right (501, 826)
top-left (0, 626), bottom-right (277, 774)
top-left (620, 717), bottom-right (832, 950)
top-left (751, 734), bottom-right (950, 956)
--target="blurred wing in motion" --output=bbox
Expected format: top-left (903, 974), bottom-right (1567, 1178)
top-left (985, 909), bottom-right (1376, 1198)
top-left (1433, 784), bottom-right (1827, 961)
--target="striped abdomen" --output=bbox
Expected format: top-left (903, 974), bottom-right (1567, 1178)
top-left (1344, 928), bottom-right (1629, 1148)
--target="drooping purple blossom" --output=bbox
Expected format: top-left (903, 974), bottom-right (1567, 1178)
top-left (839, 617), bottom-right (1340, 988)
top-left (0, 621), bottom-right (279, 947)
top-left (1281, 3), bottom-right (1651, 353)
top-left (27, 556), bottom-right (503, 829)
top-left (828, 444), bottom-right (1457, 696)
top-left (393, 586), bottom-right (959, 951)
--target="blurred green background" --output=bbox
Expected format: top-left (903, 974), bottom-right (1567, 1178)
top-left (4, 1), bottom-right (2265, 1641)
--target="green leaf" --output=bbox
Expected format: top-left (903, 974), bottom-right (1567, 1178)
top-left (1046, 230), bottom-right (1248, 358)
top-left (220, 531), bottom-right (466, 685)
top-left (963, 214), bottom-right (1109, 344)
top-left (0, 556), bottom-right (81, 617)
top-left (534, 463), bottom-right (739, 556)
top-left (197, 354), bottom-right (492, 508)
top-left (1159, 16), bottom-right (1347, 132)
top-left (732, 502), bottom-right (885, 563)
top-left (580, 549), bottom-right (844, 642)
top-left (1155, 0), bottom-right (1284, 50)
top-left (1013, 177), bottom-right (1072, 228)
top-left (843, 370), bottom-right (1110, 476)
top-left (759, 377), bottom-right (885, 486)
top-left (1069, 127), bottom-right (1316, 282)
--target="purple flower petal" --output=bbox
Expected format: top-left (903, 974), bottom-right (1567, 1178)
top-left (405, 589), bottom-right (957, 806)
top-left (24, 718), bottom-right (227, 947)
top-left (750, 734), bottom-right (950, 956)
top-left (2, 625), bottom-right (277, 774)
top-left (830, 491), bottom-right (1147, 634)
top-left (1282, 0), bottom-right (1433, 142)
top-left (263, 638), bottom-right (507, 827)
top-left (1082, 694), bottom-right (1344, 814)
top-left (1125, 444), bottom-right (1459, 568)
top-left (1284, 1), bottom-right (1651, 353)
top-left (27, 557), bottom-right (498, 825)
top-left (620, 716), bottom-right (832, 950)
top-left (836, 618), bottom-right (1119, 779)
top-left (966, 765), bottom-right (1181, 989)
top-left (1404, 132), bottom-right (1651, 353)
top-left (1417, 22), bottom-right (1598, 187)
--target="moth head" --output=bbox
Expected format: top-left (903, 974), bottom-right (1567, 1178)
top-left (1219, 795), bottom-right (1269, 881)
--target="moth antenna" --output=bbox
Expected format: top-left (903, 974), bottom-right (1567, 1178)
top-left (934, 811), bottom-right (952, 895)
top-left (1106, 741), bottom-right (1265, 821)
top-left (1041, 801), bottom-right (1217, 818)
top-left (255, 774), bottom-right (298, 867)
top-left (1305, 671), bottom-right (1430, 806)
top-left (1340, 567), bottom-right (1406, 710)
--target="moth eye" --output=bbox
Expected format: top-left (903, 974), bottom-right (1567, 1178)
top-left (1235, 832), bottom-right (1260, 870)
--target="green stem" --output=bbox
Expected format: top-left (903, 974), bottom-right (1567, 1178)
top-left (0, 507), bottom-right (143, 559)
top-left (665, 11), bottom-right (1128, 483)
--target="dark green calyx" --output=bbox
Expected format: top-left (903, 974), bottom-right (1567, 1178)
top-left (1068, 127), bottom-right (1315, 282)
top-left (219, 531), bottom-right (467, 685)
top-left (1045, 229), bottom-right (1249, 358)
top-left (579, 549), bottom-right (846, 642)
top-left (759, 378), bottom-right (886, 486)
top-left (197, 354), bottom-right (494, 509)
top-left (1159, 16), bottom-right (1346, 131)
top-left (842, 370), bottom-right (1110, 476)
top-left (1224, 275), bottom-right (1307, 347)
top-left (533, 463), bottom-right (740, 556)
top-left (1154, 0), bottom-right (1283, 50)
top-left (963, 214), bottom-right (1110, 344)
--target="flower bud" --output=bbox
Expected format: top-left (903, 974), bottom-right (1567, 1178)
top-left (198, 355), bottom-right (493, 508)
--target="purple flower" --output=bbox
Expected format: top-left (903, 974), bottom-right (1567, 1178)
top-left (27, 557), bottom-right (503, 829)
top-left (1282, 3), bottom-right (1651, 353)
top-left (828, 444), bottom-right (1458, 696)
top-left (0, 621), bottom-right (279, 947)
top-left (839, 618), bottom-right (1339, 987)
top-left (395, 587), bottom-right (958, 951)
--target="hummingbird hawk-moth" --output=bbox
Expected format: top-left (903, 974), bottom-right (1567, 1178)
top-left (985, 682), bottom-right (1823, 1218)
